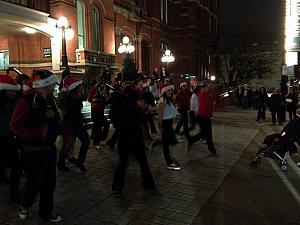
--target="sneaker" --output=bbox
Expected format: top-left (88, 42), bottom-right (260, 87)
top-left (113, 190), bottom-right (122, 198)
top-left (18, 207), bottom-right (29, 220)
top-left (93, 145), bottom-right (102, 149)
top-left (200, 138), bottom-right (206, 144)
top-left (167, 163), bottom-right (181, 170)
top-left (42, 213), bottom-right (63, 223)
top-left (176, 135), bottom-right (183, 143)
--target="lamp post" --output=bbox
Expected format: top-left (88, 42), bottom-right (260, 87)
top-left (56, 16), bottom-right (74, 69)
top-left (161, 49), bottom-right (175, 82)
top-left (118, 36), bottom-right (136, 81)
top-left (117, 36), bottom-right (135, 54)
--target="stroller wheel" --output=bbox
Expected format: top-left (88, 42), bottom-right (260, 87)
top-left (250, 160), bottom-right (258, 168)
top-left (281, 165), bottom-right (288, 172)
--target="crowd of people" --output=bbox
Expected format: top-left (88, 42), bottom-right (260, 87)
top-left (0, 67), bottom-right (218, 223)
top-left (236, 84), bottom-right (300, 124)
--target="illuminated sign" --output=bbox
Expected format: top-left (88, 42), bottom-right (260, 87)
top-left (285, 0), bottom-right (300, 51)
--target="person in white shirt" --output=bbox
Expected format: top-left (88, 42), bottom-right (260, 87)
top-left (157, 83), bottom-right (180, 170)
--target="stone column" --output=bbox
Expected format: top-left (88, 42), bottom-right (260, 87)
top-left (135, 35), bottom-right (143, 72)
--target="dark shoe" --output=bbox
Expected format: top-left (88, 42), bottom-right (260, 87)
top-left (75, 162), bottom-right (87, 172)
top-left (41, 212), bottom-right (63, 223)
top-left (113, 190), bottom-right (122, 198)
top-left (208, 148), bottom-right (217, 155)
top-left (67, 157), bottom-right (77, 165)
top-left (167, 163), bottom-right (181, 170)
top-left (57, 165), bottom-right (70, 172)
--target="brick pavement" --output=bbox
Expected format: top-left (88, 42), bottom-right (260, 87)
top-left (1, 106), bottom-right (261, 225)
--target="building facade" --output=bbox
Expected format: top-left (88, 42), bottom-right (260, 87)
top-left (0, 0), bottom-right (220, 84)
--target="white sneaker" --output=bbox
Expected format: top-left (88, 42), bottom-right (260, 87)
top-left (48, 214), bottom-right (63, 223)
top-left (42, 213), bottom-right (63, 223)
top-left (200, 138), bottom-right (206, 144)
top-left (18, 207), bottom-right (29, 220)
top-left (176, 135), bottom-right (183, 143)
top-left (93, 145), bottom-right (102, 149)
top-left (167, 163), bottom-right (181, 170)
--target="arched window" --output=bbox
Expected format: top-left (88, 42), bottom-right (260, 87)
top-left (77, 0), bottom-right (85, 49)
top-left (160, 0), bottom-right (168, 23)
top-left (91, 6), bottom-right (100, 51)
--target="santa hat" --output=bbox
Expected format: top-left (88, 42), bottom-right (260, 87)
top-left (31, 70), bottom-right (57, 88)
top-left (160, 82), bottom-right (174, 95)
top-left (142, 80), bottom-right (150, 88)
top-left (179, 77), bottom-right (187, 87)
top-left (0, 75), bottom-right (21, 91)
top-left (62, 76), bottom-right (82, 92)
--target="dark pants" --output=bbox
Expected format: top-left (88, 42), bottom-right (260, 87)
top-left (91, 109), bottom-right (110, 146)
top-left (58, 121), bottom-right (90, 167)
top-left (112, 143), bottom-right (155, 192)
top-left (288, 109), bottom-right (298, 121)
top-left (162, 119), bottom-right (177, 165)
top-left (189, 116), bottom-right (216, 152)
top-left (21, 147), bottom-right (56, 218)
top-left (107, 128), bottom-right (119, 146)
top-left (148, 118), bottom-right (157, 133)
top-left (256, 105), bottom-right (266, 121)
top-left (175, 109), bottom-right (189, 138)
top-left (0, 135), bottom-right (20, 200)
top-left (271, 110), bottom-right (282, 125)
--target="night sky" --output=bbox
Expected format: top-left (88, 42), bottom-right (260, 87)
top-left (220, 0), bottom-right (284, 46)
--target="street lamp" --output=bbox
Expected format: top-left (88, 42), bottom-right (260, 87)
top-left (161, 49), bottom-right (175, 81)
top-left (210, 75), bottom-right (216, 81)
top-left (118, 36), bottom-right (135, 54)
top-left (56, 16), bottom-right (74, 69)
top-left (161, 49), bottom-right (175, 64)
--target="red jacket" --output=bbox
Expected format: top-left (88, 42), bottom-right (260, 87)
top-left (10, 90), bottom-right (60, 146)
top-left (175, 90), bottom-right (190, 111)
top-left (197, 90), bottom-right (214, 118)
top-left (87, 84), bottom-right (106, 110)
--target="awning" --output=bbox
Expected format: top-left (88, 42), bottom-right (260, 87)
top-left (0, 1), bottom-right (57, 38)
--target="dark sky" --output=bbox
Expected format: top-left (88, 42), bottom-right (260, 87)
top-left (220, 0), bottom-right (284, 46)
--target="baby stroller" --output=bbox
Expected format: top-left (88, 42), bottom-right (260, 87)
top-left (250, 119), bottom-right (300, 171)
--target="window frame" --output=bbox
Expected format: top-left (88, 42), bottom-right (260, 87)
top-left (91, 6), bottom-right (100, 51)
top-left (77, 0), bottom-right (85, 49)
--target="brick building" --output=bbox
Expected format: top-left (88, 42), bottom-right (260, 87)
top-left (0, 0), bottom-right (220, 84)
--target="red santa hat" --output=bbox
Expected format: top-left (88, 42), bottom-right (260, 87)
top-left (62, 76), bottom-right (82, 92)
top-left (160, 82), bottom-right (174, 95)
top-left (179, 77), bottom-right (187, 87)
top-left (142, 80), bottom-right (150, 88)
top-left (31, 70), bottom-right (57, 88)
top-left (0, 74), bottom-right (21, 91)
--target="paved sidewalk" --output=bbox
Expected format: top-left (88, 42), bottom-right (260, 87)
top-left (1, 106), bottom-right (262, 225)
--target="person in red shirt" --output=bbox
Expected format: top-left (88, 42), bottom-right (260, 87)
top-left (87, 77), bottom-right (110, 148)
top-left (187, 80), bottom-right (216, 155)
top-left (174, 80), bottom-right (191, 141)
top-left (10, 70), bottom-right (62, 222)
